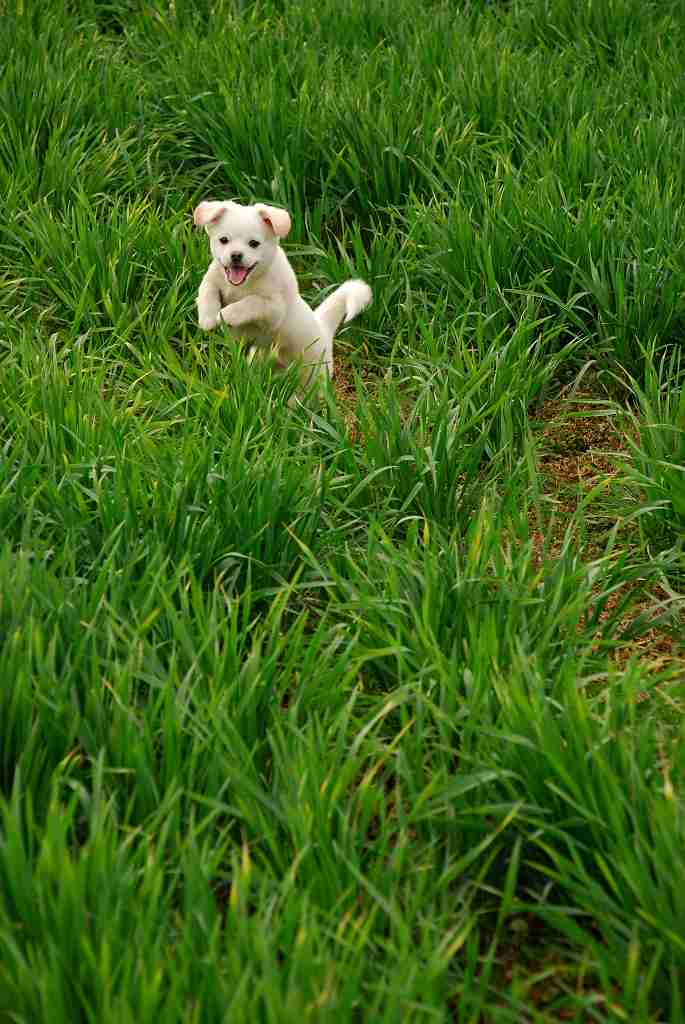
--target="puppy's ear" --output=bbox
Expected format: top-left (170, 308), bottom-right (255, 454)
top-left (255, 204), bottom-right (291, 238)
top-left (193, 201), bottom-right (227, 228)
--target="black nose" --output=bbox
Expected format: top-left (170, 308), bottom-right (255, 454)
top-left (230, 252), bottom-right (243, 265)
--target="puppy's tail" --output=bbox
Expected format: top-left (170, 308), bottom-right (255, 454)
top-left (314, 279), bottom-right (372, 337)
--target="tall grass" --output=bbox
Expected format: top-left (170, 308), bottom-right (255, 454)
top-left (612, 345), bottom-right (685, 566)
top-left (1, 0), bottom-right (684, 1020)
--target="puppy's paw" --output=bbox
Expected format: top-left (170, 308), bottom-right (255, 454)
top-left (198, 311), bottom-right (219, 331)
top-left (218, 305), bottom-right (244, 329)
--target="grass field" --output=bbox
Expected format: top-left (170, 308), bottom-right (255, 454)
top-left (2, 0), bottom-right (685, 1019)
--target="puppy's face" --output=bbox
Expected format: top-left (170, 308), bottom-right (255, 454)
top-left (193, 201), bottom-right (291, 288)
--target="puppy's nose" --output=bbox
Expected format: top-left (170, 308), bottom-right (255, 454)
top-left (230, 252), bottom-right (243, 265)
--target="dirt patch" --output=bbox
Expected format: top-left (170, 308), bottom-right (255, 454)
top-left (531, 392), bottom-right (684, 693)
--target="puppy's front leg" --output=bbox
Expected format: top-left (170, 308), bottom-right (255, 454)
top-left (218, 296), bottom-right (282, 330)
top-left (197, 272), bottom-right (223, 331)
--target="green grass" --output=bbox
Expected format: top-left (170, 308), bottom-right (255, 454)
top-left (611, 345), bottom-right (685, 561)
top-left (1, 0), bottom-right (685, 1020)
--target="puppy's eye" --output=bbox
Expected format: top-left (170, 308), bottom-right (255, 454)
top-left (248, 239), bottom-right (260, 249)
top-left (218, 236), bottom-right (230, 245)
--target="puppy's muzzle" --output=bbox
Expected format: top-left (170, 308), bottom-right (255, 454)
top-left (226, 253), bottom-right (254, 287)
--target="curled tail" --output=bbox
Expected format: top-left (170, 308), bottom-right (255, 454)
top-left (314, 279), bottom-right (372, 337)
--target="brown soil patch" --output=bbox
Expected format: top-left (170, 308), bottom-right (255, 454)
top-left (532, 391), bottom-right (684, 697)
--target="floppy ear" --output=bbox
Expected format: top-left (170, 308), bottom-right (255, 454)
top-left (255, 204), bottom-right (291, 238)
top-left (193, 201), bottom-right (227, 228)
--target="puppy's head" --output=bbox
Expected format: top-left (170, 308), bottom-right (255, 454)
top-left (193, 200), bottom-right (291, 287)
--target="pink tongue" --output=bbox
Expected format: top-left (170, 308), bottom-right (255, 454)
top-left (228, 265), bottom-right (249, 285)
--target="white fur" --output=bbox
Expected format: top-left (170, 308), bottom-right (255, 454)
top-left (194, 200), bottom-right (372, 385)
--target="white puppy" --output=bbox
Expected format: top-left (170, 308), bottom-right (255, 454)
top-left (194, 200), bottom-right (372, 385)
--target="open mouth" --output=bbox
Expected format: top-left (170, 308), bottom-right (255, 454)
top-left (225, 263), bottom-right (255, 286)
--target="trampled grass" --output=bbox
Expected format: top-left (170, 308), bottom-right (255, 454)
top-left (1, 0), bottom-right (685, 1020)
